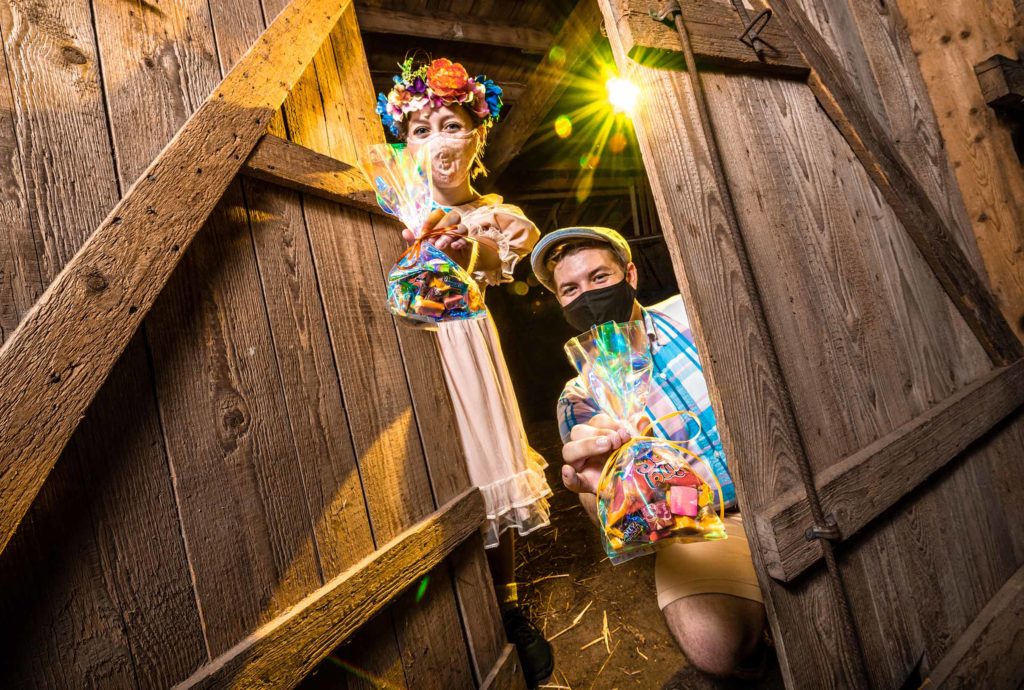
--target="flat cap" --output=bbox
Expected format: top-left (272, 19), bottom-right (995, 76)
top-left (530, 226), bottom-right (632, 291)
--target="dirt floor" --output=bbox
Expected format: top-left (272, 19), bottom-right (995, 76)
top-left (518, 421), bottom-right (784, 690)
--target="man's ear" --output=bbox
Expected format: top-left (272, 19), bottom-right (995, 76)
top-left (626, 261), bottom-right (638, 289)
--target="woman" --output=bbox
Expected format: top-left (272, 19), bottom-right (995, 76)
top-left (377, 57), bottom-right (554, 686)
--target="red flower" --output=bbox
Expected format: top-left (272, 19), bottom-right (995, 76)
top-left (426, 58), bottom-right (471, 99)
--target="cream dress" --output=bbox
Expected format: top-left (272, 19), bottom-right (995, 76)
top-left (436, 193), bottom-right (552, 548)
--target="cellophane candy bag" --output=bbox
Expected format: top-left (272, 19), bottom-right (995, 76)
top-left (361, 143), bottom-right (485, 327)
top-left (564, 321), bottom-right (727, 564)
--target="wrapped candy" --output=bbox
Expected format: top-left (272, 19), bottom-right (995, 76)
top-left (564, 321), bottom-right (727, 564)
top-left (360, 142), bottom-right (486, 327)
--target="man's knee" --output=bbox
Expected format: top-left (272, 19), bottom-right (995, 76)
top-left (662, 594), bottom-right (765, 677)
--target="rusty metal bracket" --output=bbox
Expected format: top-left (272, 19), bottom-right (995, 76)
top-left (736, 6), bottom-right (774, 55)
top-left (651, 0), bottom-right (681, 24)
top-left (653, 0), bottom-right (780, 62)
top-left (730, 0), bottom-right (779, 59)
top-left (805, 514), bottom-right (841, 542)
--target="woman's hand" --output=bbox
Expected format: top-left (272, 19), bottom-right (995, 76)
top-left (402, 208), bottom-right (458, 245)
top-left (402, 207), bottom-right (445, 245)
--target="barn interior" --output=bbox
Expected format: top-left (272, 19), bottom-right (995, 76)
top-left (1, 0), bottom-right (1023, 688)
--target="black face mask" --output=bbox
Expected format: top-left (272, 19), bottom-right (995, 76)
top-left (561, 280), bottom-right (637, 333)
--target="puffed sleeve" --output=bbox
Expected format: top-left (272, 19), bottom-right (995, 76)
top-left (458, 202), bottom-right (540, 286)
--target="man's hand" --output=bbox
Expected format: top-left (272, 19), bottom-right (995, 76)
top-left (561, 414), bottom-right (633, 495)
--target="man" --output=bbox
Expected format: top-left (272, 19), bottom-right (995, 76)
top-left (530, 226), bottom-right (767, 679)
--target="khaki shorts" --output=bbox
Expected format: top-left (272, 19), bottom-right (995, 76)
top-left (654, 514), bottom-right (764, 610)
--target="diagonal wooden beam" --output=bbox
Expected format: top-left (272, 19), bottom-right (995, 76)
top-left (0, 0), bottom-right (353, 558)
top-left (766, 0), bottom-right (1024, 366)
top-left (754, 360), bottom-right (1024, 582)
top-left (240, 134), bottom-right (383, 215)
top-left (920, 564), bottom-right (1024, 689)
top-left (172, 487), bottom-right (485, 689)
top-left (355, 2), bottom-right (553, 53)
top-left (484, 0), bottom-right (605, 178)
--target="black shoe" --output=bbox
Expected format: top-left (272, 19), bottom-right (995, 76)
top-left (502, 606), bottom-right (554, 688)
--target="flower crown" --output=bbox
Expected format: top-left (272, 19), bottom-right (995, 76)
top-left (376, 57), bottom-right (503, 138)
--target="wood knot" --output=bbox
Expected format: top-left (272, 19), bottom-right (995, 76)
top-left (223, 408), bottom-right (246, 430)
top-left (84, 269), bottom-right (108, 292)
top-left (61, 46), bottom-right (88, 65)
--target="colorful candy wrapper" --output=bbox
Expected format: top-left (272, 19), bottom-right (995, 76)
top-left (360, 142), bottom-right (485, 327)
top-left (564, 321), bottom-right (728, 564)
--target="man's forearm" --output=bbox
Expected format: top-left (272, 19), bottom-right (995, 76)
top-left (579, 492), bottom-right (598, 526)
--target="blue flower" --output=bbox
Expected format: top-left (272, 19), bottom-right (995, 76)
top-left (376, 92), bottom-right (400, 137)
top-left (475, 75), bottom-right (503, 120)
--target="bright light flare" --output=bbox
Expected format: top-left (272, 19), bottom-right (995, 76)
top-left (605, 77), bottom-right (639, 115)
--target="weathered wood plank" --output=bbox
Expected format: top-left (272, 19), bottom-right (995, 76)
top-left (0, 0), bottom-right (355, 558)
top-left (0, 27), bottom-right (41, 343)
top-left (445, 534), bottom-right (510, 684)
top-left (766, 0), bottom-right (1024, 366)
top-left (754, 7), bottom-right (1023, 676)
top-left (485, 0), bottom-right (604, 177)
top-left (921, 565), bottom-right (1024, 689)
top-left (355, 3), bottom-right (553, 53)
top-left (242, 178), bottom-right (377, 579)
top-left (755, 360), bottom-right (1024, 582)
top-left (241, 134), bottom-right (382, 215)
top-left (611, 0), bottom-right (808, 76)
top-left (146, 185), bottom-right (324, 653)
top-left (479, 643), bottom-right (527, 690)
top-left (0, 0), bottom-right (207, 685)
top-left (207, 0), bottom-right (377, 596)
top-left (173, 488), bottom-right (485, 690)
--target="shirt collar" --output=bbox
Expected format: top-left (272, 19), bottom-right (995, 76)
top-left (641, 307), bottom-right (663, 354)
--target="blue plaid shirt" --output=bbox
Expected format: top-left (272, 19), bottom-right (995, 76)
top-left (557, 295), bottom-right (736, 507)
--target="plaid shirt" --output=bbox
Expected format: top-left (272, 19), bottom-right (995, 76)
top-left (557, 295), bottom-right (736, 507)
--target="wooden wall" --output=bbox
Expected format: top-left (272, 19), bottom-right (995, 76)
top-left (0, 2), bottom-right (501, 688)
top-left (895, 0), bottom-right (1024, 339)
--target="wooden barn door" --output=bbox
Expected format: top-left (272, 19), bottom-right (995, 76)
top-left (600, 1), bottom-right (1024, 688)
top-left (0, 1), bottom-right (518, 687)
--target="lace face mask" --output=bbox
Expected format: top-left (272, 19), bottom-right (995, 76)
top-left (409, 128), bottom-right (481, 189)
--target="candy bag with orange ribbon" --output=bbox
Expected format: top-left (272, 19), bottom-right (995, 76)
top-left (565, 320), bottom-right (727, 564)
top-left (361, 142), bottom-right (485, 327)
